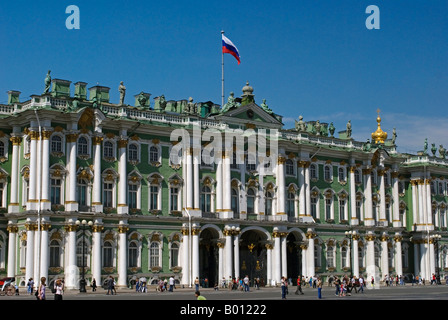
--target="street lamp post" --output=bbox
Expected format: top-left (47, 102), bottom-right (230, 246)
top-left (76, 219), bottom-right (93, 292)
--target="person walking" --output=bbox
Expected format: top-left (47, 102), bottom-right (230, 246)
top-left (194, 277), bottom-right (200, 292)
top-left (37, 277), bottom-right (46, 300)
top-left (295, 275), bottom-right (304, 295)
top-left (169, 276), bottom-right (175, 292)
top-left (106, 276), bottom-right (115, 295)
top-left (358, 276), bottom-right (364, 293)
top-left (317, 277), bottom-right (323, 299)
top-left (91, 278), bottom-right (97, 292)
top-left (27, 278), bottom-right (34, 295)
top-left (281, 276), bottom-right (287, 300)
top-left (243, 275), bottom-right (250, 292)
top-left (53, 278), bottom-right (64, 301)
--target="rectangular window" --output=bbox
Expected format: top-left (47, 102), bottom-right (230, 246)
top-left (103, 182), bottom-right (113, 208)
top-left (339, 199), bottom-right (345, 221)
top-left (128, 184), bottom-right (138, 209)
top-left (325, 199), bottom-right (332, 220)
top-left (170, 187), bottom-right (178, 211)
top-left (150, 186), bottom-right (159, 210)
top-left (0, 182), bottom-right (3, 207)
top-left (311, 197), bottom-right (317, 218)
top-left (50, 179), bottom-right (61, 205)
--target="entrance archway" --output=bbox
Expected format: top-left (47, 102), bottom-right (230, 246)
top-left (239, 228), bottom-right (269, 286)
top-left (286, 231), bottom-right (304, 280)
top-left (199, 227), bottom-right (220, 287)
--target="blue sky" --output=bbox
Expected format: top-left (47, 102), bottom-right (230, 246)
top-left (0, 0), bottom-right (447, 154)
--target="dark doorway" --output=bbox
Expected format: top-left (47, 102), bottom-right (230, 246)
top-left (199, 228), bottom-right (219, 288)
top-left (239, 229), bottom-right (268, 286)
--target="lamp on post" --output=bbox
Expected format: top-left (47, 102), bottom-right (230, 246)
top-left (76, 219), bottom-right (93, 292)
top-left (345, 230), bottom-right (354, 277)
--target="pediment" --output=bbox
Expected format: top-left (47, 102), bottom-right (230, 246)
top-left (215, 102), bottom-right (283, 129)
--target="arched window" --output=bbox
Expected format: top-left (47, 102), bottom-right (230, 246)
top-left (355, 169), bottom-right (361, 184)
top-left (149, 242), bottom-right (160, 268)
top-left (286, 191), bottom-right (295, 217)
top-left (324, 165), bottom-right (332, 181)
top-left (338, 167), bottom-right (345, 182)
top-left (51, 135), bottom-right (62, 153)
top-left (103, 141), bottom-right (114, 158)
top-left (327, 246), bottom-right (335, 268)
top-left (170, 242), bottom-right (179, 267)
top-left (231, 188), bottom-right (239, 213)
top-left (286, 159), bottom-right (294, 175)
top-left (310, 163), bottom-right (317, 179)
top-left (265, 190), bottom-right (274, 215)
top-left (50, 178), bottom-right (62, 205)
top-left (103, 241), bottom-right (114, 268)
top-left (341, 247), bottom-right (348, 268)
top-left (49, 240), bottom-right (61, 268)
top-left (149, 146), bottom-right (159, 163)
top-left (77, 179), bottom-right (88, 207)
top-left (247, 188), bottom-right (256, 214)
top-left (128, 241), bottom-right (138, 268)
top-left (77, 136), bottom-right (88, 156)
top-left (128, 144), bottom-right (138, 162)
top-left (201, 186), bottom-right (212, 213)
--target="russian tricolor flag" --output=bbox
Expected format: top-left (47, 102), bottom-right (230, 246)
top-left (222, 34), bottom-right (240, 64)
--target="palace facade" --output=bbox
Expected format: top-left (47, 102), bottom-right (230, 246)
top-left (0, 75), bottom-right (447, 289)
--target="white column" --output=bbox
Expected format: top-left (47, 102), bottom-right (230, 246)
top-left (277, 156), bottom-right (286, 215)
top-left (298, 162), bottom-right (306, 216)
top-left (365, 233), bottom-right (377, 286)
top-left (301, 244), bottom-right (307, 278)
top-left (8, 136), bottom-right (21, 213)
top-left (218, 243), bottom-right (224, 286)
top-left (425, 179), bottom-right (432, 226)
top-left (186, 148), bottom-right (193, 210)
top-left (281, 234), bottom-right (287, 278)
top-left (222, 151), bottom-right (232, 216)
top-left (117, 224), bottom-right (128, 287)
top-left (181, 226), bottom-right (190, 286)
top-left (117, 139), bottom-right (128, 214)
top-left (193, 149), bottom-right (200, 210)
top-left (392, 170), bottom-right (401, 227)
top-left (39, 222), bottom-right (50, 281)
top-left (273, 233), bottom-right (281, 284)
top-left (225, 228), bottom-right (233, 279)
top-left (394, 234), bottom-right (403, 277)
top-left (40, 130), bottom-right (51, 210)
top-left (380, 234), bottom-right (389, 279)
top-left (92, 136), bottom-right (103, 212)
top-left (306, 230), bottom-right (315, 277)
top-left (379, 170), bottom-right (387, 225)
top-left (305, 163), bottom-right (311, 216)
top-left (27, 131), bottom-right (38, 210)
top-left (349, 166), bottom-right (357, 225)
top-left (411, 180), bottom-right (418, 225)
top-left (364, 168), bottom-right (374, 226)
top-left (429, 240), bottom-right (436, 278)
top-left (25, 222), bottom-right (35, 283)
top-left (6, 224), bottom-right (17, 277)
top-left (92, 225), bottom-right (103, 288)
top-left (420, 242), bottom-right (427, 280)
top-left (66, 134), bottom-right (78, 212)
top-left (266, 243), bottom-right (273, 286)
top-left (216, 153), bottom-right (223, 212)
top-left (192, 226), bottom-right (200, 283)
top-left (234, 231), bottom-right (240, 280)
top-left (418, 181), bottom-right (425, 226)
top-left (352, 235), bottom-right (360, 277)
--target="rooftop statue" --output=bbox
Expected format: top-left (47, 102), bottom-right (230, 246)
top-left (363, 139), bottom-right (372, 152)
top-left (329, 122), bottom-right (335, 137)
top-left (392, 127), bottom-right (397, 145)
top-left (346, 120), bottom-right (352, 138)
top-left (314, 120), bottom-right (321, 136)
top-left (138, 91), bottom-right (147, 108)
top-left (260, 99), bottom-right (273, 115)
top-left (43, 70), bottom-right (51, 94)
top-left (424, 138), bottom-right (428, 155)
top-left (159, 94), bottom-right (167, 110)
top-left (431, 143), bottom-right (437, 156)
top-left (439, 145), bottom-right (446, 159)
top-left (295, 115), bottom-right (306, 132)
top-left (118, 81), bottom-right (126, 105)
top-left (221, 92), bottom-right (239, 113)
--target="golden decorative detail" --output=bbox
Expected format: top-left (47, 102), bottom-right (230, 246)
top-left (380, 235), bottom-right (389, 242)
top-left (362, 168), bottom-right (372, 175)
top-left (391, 171), bottom-right (399, 179)
top-left (78, 108), bottom-right (94, 129)
top-left (371, 109), bottom-right (388, 144)
top-left (7, 225), bottom-right (18, 233)
top-left (118, 139), bottom-right (128, 148)
top-left (105, 132), bottom-right (115, 139)
top-left (40, 223), bottom-right (52, 231)
top-left (152, 138), bottom-right (160, 144)
top-left (92, 225), bottom-right (104, 233)
top-left (265, 243), bottom-right (274, 250)
top-left (50, 231), bottom-right (63, 241)
top-left (118, 225), bottom-right (129, 233)
top-left (64, 224), bottom-right (78, 232)
top-left (92, 136), bottom-right (103, 145)
top-left (10, 136), bottom-right (22, 146)
top-left (248, 243), bottom-right (255, 252)
top-left (54, 126), bottom-right (64, 132)
top-left (65, 133), bottom-right (79, 143)
top-left (305, 231), bottom-right (316, 239)
top-left (365, 234), bottom-right (376, 241)
top-left (78, 169), bottom-right (92, 181)
top-left (29, 131), bottom-right (40, 140)
top-left (191, 228), bottom-right (201, 236)
top-left (246, 123), bottom-right (256, 129)
top-left (277, 156), bottom-right (286, 165)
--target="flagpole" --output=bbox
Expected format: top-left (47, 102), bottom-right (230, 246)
top-left (221, 30), bottom-right (225, 108)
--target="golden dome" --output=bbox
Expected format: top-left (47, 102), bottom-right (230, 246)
top-left (371, 109), bottom-right (387, 144)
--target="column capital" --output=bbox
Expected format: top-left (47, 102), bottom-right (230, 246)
top-left (92, 135), bottom-right (104, 145)
top-left (7, 225), bottom-right (18, 233)
top-left (9, 136), bottom-right (22, 146)
top-left (66, 133), bottom-right (79, 143)
top-left (92, 225), bottom-right (104, 233)
top-left (118, 139), bottom-right (128, 148)
top-left (118, 225), bottom-right (129, 233)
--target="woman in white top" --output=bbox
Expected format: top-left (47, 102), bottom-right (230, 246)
top-left (54, 279), bottom-right (64, 300)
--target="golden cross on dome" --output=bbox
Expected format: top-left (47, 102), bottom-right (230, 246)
top-left (377, 108), bottom-right (381, 115)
